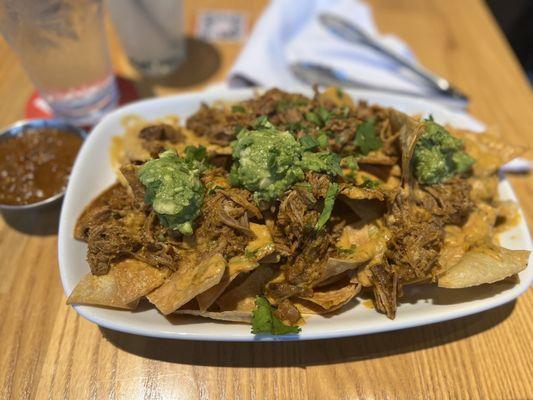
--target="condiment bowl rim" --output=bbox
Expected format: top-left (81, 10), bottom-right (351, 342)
top-left (0, 118), bottom-right (87, 211)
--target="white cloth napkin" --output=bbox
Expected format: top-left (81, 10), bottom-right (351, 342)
top-left (228, 0), bottom-right (433, 95)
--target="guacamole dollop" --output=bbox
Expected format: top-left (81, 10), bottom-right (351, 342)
top-left (138, 149), bottom-right (205, 235)
top-left (229, 122), bottom-right (304, 203)
top-left (229, 119), bottom-right (341, 203)
top-left (412, 120), bottom-right (474, 185)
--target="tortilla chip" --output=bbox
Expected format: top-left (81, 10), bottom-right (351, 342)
top-left (295, 283), bottom-right (360, 314)
top-left (67, 258), bottom-right (170, 309)
top-left (340, 197), bottom-right (387, 223)
top-left (469, 175), bottom-right (499, 204)
top-left (302, 284), bottom-right (360, 311)
top-left (339, 185), bottom-right (385, 201)
top-left (388, 109), bottom-right (424, 184)
top-left (113, 259), bottom-right (171, 304)
top-left (115, 115), bottom-right (213, 168)
top-left (438, 226), bottom-right (467, 272)
top-left (217, 265), bottom-right (276, 312)
top-left (336, 222), bottom-right (389, 259)
top-left (318, 86), bottom-right (355, 107)
top-left (438, 244), bottom-right (530, 288)
top-left (454, 129), bottom-right (526, 177)
top-left (317, 223), bottom-right (390, 285)
top-left (195, 224), bottom-right (274, 311)
top-left (119, 115), bottom-right (152, 163)
top-left (147, 253), bottom-right (226, 315)
top-left (174, 309), bottom-right (252, 323)
top-left (494, 201), bottom-right (521, 234)
top-left (320, 258), bottom-right (361, 283)
top-left (207, 144), bottom-right (232, 156)
top-left (357, 153), bottom-right (398, 166)
top-left (196, 255), bottom-right (258, 311)
top-left (466, 202), bottom-right (497, 237)
top-left (67, 272), bottom-right (138, 310)
top-left (316, 271), bottom-right (352, 288)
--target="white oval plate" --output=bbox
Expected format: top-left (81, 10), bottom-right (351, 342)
top-left (58, 87), bottom-right (533, 341)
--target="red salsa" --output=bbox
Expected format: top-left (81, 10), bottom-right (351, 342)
top-left (0, 128), bottom-right (82, 205)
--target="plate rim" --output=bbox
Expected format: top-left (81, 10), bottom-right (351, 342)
top-left (58, 87), bottom-right (533, 341)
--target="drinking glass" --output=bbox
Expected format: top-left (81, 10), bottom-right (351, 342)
top-left (0, 0), bottom-right (118, 126)
top-left (108, 0), bottom-right (186, 77)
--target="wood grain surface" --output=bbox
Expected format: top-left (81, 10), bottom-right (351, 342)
top-left (1, 1), bottom-right (532, 399)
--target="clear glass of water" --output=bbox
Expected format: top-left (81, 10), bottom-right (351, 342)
top-left (108, 0), bottom-right (186, 77)
top-left (0, 0), bottom-right (118, 126)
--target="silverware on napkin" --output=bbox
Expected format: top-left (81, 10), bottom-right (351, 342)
top-left (290, 61), bottom-right (469, 109)
top-left (318, 12), bottom-right (468, 102)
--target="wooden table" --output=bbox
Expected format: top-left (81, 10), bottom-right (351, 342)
top-left (1, 1), bottom-right (532, 399)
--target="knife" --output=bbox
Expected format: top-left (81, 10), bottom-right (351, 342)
top-left (290, 61), bottom-right (469, 110)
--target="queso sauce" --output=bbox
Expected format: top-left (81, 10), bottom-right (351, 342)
top-left (0, 128), bottom-right (82, 205)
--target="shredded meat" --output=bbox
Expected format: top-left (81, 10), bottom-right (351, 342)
top-left (220, 189), bottom-right (262, 220)
top-left (275, 172), bottom-right (333, 252)
top-left (195, 186), bottom-right (262, 258)
top-left (386, 193), bottom-right (444, 282)
top-left (266, 281), bottom-right (310, 302)
top-left (83, 199), bottom-right (146, 275)
top-left (186, 89), bottom-right (400, 170)
top-left (326, 117), bottom-right (360, 153)
top-left (423, 178), bottom-right (473, 225)
top-left (244, 88), bottom-right (311, 128)
top-left (326, 104), bottom-right (397, 157)
top-left (186, 104), bottom-right (254, 145)
top-left (386, 180), bottom-right (472, 282)
top-left (119, 164), bottom-right (146, 209)
top-left (139, 124), bottom-right (183, 142)
top-left (86, 217), bottom-right (143, 275)
top-left (133, 210), bottom-right (183, 270)
top-left (75, 184), bottom-right (131, 240)
top-left (138, 124), bottom-right (184, 156)
top-left (277, 188), bottom-right (319, 251)
top-left (75, 182), bottom-right (185, 274)
top-left (186, 89), bottom-right (311, 145)
top-left (266, 229), bottom-right (336, 304)
top-left (306, 172), bottom-right (330, 198)
top-left (370, 263), bottom-right (398, 319)
top-left (74, 184), bottom-right (132, 241)
top-left (272, 299), bottom-right (301, 324)
top-left (284, 232), bottom-right (333, 286)
top-left (367, 179), bottom-right (474, 316)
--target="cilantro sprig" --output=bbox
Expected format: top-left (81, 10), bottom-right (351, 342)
top-left (315, 182), bottom-right (339, 231)
top-left (354, 117), bottom-right (382, 155)
top-left (251, 296), bottom-right (301, 335)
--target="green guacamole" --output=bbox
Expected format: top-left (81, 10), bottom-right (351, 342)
top-left (229, 122), bottom-right (305, 203)
top-left (300, 151), bottom-right (342, 176)
top-left (138, 149), bottom-right (205, 235)
top-left (229, 120), bottom-right (341, 203)
top-left (413, 121), bottom-right (474, 185)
